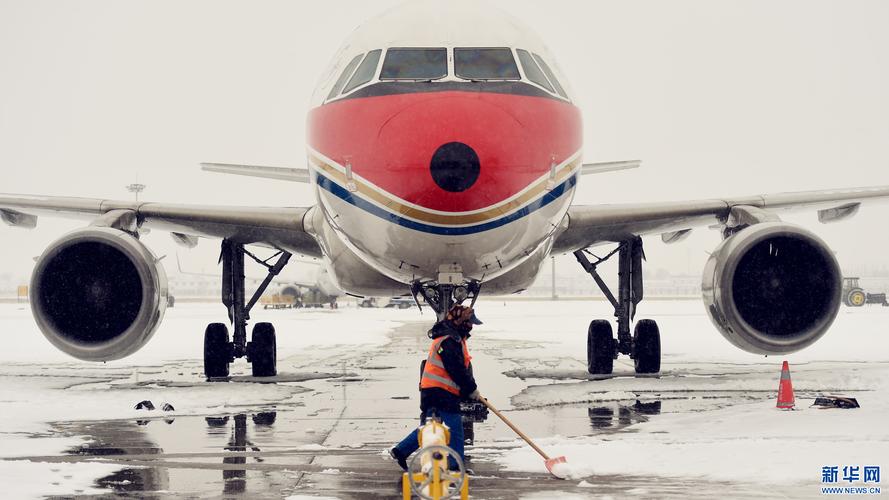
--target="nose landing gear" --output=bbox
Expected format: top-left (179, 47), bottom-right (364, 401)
top-left (204, 240), bottom-right (291, 379)
top-left (574, 237), bottom-right (661, 375)
top-left (410, 266), bottom-right (482, 321)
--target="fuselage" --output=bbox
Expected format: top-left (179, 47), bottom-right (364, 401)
top-left (305, 1), bottom-right (582, 295)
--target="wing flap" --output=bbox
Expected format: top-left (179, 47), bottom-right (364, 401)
top-left (0, 208), bottom-right (38, 228)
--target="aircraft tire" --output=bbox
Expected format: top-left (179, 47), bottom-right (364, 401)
top-left (250, 322), bottom-right (277, 377)
top-left (204, 323), bottom-right (231, 379)
top-left (587, 320), bottom-right (614, 375)
top-left (633, 319), bottom-right (661, 374)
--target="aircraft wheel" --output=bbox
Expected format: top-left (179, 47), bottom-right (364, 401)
top-left (250, 322), bottom-right (277, 377)
top-left (587, 320), bottom-right (615, 375)
top-left (633, 319), bottom-right (661, 374)
top-left (204, 323), bottom-right (231, 379)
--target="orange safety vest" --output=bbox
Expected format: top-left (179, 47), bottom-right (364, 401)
top-left (420, 335), bottom-right (472, 396)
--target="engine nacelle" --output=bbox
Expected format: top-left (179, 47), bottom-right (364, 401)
top-left (30, 227), bottom-right (168, 361)
top-left (702, 222), bottom-right (841, 354)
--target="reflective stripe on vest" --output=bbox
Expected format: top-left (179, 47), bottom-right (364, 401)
top-left (420, 335), bottom-right (471, 396)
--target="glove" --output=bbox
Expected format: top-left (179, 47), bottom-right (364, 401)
top-left (468, 389), bottom-right (482, 401)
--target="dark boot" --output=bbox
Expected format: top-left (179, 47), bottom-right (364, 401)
top-left (389, 447), bottom-right (408, 471)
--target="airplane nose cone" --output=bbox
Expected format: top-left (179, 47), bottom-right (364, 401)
top-left (430, 142), bottom-right (480, 193)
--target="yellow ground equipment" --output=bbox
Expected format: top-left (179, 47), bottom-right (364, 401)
top-left (260, 293), bottom-right (300, 309)
top-left (842, 277), bottom-right (889, 307)
top-left (401, 418), bottom-right (468, 500)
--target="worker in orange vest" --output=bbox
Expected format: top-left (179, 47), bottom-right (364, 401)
top-left (390, 304), bottom-right (483, 471)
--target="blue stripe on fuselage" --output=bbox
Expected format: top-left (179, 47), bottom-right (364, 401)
top-left (314, 173), bottom-right (577, 236)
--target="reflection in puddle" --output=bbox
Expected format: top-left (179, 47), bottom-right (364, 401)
top-left (67, 421), bottom-right (170, 492)
top-left (217, 412), bottom-right (276, 494)
top-left (65, 411), bottom-right (277, 496)
top-left (222, 414), bottom-right (248, 494)
top-left (587, 400), bottom-right (662, 430)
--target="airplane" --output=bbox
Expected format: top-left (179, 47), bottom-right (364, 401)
top-left (2, 0), bottom-right (889, 379)
top-left (175, 253), bottom-right (343, 309)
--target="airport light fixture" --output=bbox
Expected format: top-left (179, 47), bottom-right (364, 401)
top-left (126, 183), bottom-right (146, 202)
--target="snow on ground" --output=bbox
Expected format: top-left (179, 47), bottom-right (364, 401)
top-left (0, 373), bottom-right (306, 445)
top-left (285, 495), bottom-right (343, 500)
top-left (498, 396), bottom-right (889, 485)
top-left (0, 302), bottom-right (405, 499)
top-left (475, 298), bottom-right (889, 365)
top-left (520, 493), bottom-right (592, 500)
top-left (0, 460), bottom-right (123, 498)
top-left (477, 299), bottom-right (889, 487)
top-left (0, 303), bottom-right (403, 453)
top-left (0, 302), bottom-right (401, 365)
top-left (2, 299), bottom-right (887, 496)
top-left (509, 360), bottom-right (888, 408)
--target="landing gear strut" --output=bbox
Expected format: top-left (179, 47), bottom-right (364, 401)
top-left (410, 274), bottom-right (482, 320)
top-left (574, 237), bottom-right (661, 375)
top-left (203, 239), bottom-right (291, 379)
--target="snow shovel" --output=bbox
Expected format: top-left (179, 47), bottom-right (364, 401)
top-left (479, 398), bottom-right (568, 478)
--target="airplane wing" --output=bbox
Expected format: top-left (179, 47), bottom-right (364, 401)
top-left (553, 185), bottom-right (889, 254)
top-left (0, 193), bottom-right (322, 257)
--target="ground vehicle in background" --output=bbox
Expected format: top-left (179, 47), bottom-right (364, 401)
top-left (359, 297), bottom-right (379, 308)
top-left (300, 288), bottom-right (338, 308)
top-left (262, 286), bottom-right (338, 309)
top-left (385, 297), bottom-right (415, 309)
top-left (360, 297), bottom-right (414, 309)
top-left (261, 293), bottom-right (301, 309)
top-left (841, 277), bottom-right (889, 307)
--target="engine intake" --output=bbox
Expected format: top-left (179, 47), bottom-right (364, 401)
top-left (30, 227), bottom-right (168, 361)
top-left (702, 222), bottom-right (841, 354)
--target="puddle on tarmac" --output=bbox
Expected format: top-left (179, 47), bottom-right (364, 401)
top-left (40, 389), bottom-right (783, 498)
top-left (57, 410), bottom-right (310, 497)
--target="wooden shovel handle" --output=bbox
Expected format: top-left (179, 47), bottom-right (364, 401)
top-left (480, 398), bottom-right (551, 460)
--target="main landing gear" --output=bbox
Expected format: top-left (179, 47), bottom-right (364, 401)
top-left (573, 237), bottom-right (661, 376)
top-left (204, 239), bottom-right (291, 380)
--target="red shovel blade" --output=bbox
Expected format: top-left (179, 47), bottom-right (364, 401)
top-left (545, 456), bottom-right (568, 478)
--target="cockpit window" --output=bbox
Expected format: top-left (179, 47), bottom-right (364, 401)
top-left (327, 54), bottom-right (364, 101)
top-left (454, 48), bottom-right (520, 80)
top-left (342, 49), bottom-right (382, 94)
top-left (532, 53), bottom-right (568, 98)
top-left (380, 48), bottom-right (447, 80)
top-left (516, 49), bottom-right (554, 93)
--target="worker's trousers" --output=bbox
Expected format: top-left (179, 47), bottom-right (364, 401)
top-left (393, 408), bottom-right (464, 469)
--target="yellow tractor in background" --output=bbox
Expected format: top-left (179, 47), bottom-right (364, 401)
top-left (842, 277), bottom-right (889, 307)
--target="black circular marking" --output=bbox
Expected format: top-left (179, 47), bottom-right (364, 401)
top-left (430, 142), bottom-right (480, 193)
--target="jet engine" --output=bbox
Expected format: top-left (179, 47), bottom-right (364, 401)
top-left (702, 222), bottom-right (841, 354)
top-left (29, 227), bottom-right (168, 361)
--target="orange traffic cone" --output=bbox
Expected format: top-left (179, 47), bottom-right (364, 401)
top-left (776, 360), bottom-right (795, 410)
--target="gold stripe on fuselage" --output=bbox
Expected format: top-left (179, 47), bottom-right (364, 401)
top-left (308, 153), bottom-right (579, 227)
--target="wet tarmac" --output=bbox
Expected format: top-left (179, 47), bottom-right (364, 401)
top-left (2, 312), bottom-right (867, 498)
top-left (25, 406), bottom-right (791, 499)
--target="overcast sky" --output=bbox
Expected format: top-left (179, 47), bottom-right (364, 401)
top-left (1, 0), bottom-right (888, 286)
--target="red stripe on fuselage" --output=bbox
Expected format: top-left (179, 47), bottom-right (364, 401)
top-left (307, 90), bottom-right (582, 212)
